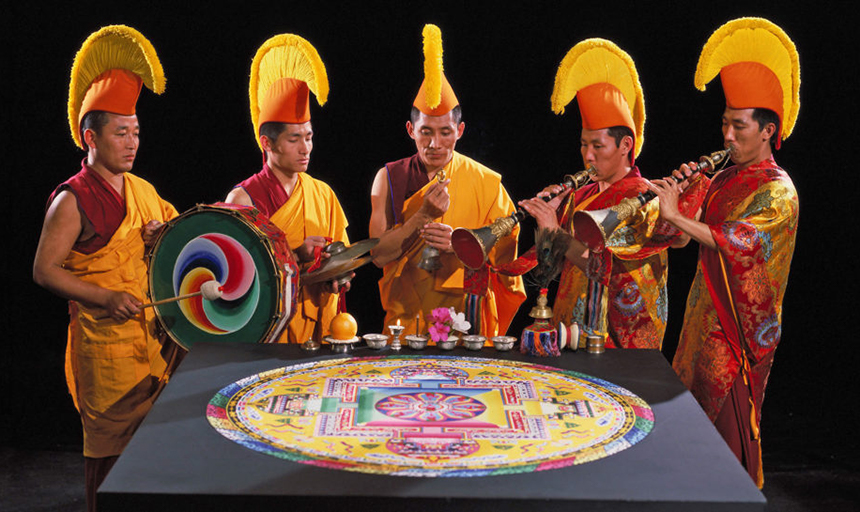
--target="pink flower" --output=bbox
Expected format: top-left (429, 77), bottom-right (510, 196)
top-left (430, 307), bottom-right (452, 324)
top-left (429, 323), bottom-right (451, 342)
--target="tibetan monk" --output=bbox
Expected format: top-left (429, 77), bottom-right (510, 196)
top-left (226, 34), bottom-right (349, 344)
top-left (649, 18), bottom-right (800, 487)
top-left (370, 24), bottom-right (525, 337)
top-left (32, 26), bottom-right (182, 512)
top-left (519, 38), bottom-right (707, 350)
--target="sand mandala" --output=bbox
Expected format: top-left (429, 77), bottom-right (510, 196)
top-left (206, 355), bottom-right (654, 476)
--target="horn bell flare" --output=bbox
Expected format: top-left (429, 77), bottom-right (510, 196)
top-left (452, 227), bottom-right (495, 270)
top-left (573, 209), bottom-right (620, 253)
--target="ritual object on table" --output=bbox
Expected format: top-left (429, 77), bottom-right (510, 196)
top-left (586, 334), bottom-right (606, 354)
top-left (326, 312), bottom-right (359, 353)
top-left (362, 333), bottom-right (389, 350)
top-left (491, 335), bottom-right (517, 351)
top-left (405, 334), bottom-right (429, 350)
top-left (428, 307), bottom-right (471, 349)
top-left (462, 335), bottom-right (487, 351)
top-left (521, 288), bottom-right (561, 357)
top-left (557, 321), bottom-right (581, 351)
top-left (388, 320), bottom-right (405, 351)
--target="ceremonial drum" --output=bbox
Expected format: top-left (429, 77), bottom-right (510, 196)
top-left (148, 204), bottom-right (299, 350)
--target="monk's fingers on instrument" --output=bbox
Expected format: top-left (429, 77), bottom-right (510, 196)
top-left (422, 230), bottom-right (452, 243)
top-left (538, 184), bottom-right (563, 197)
top-left (423, 222), bottom-right (452, 234)
top-left (306, 235), bottom-right (329, 247)
top-left (421, 231), bottom-right (450, 245)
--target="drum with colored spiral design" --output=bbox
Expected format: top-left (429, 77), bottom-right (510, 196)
top-left (147, 204), bottom-right (298, 349)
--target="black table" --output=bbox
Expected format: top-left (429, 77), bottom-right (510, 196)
top-left (99, 342), bottom-right (766, 511)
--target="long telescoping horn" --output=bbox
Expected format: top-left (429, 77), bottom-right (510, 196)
top-left (451, 166), bottom-right (596, 269)
top-left (573, 146), bottom-right (734, 253)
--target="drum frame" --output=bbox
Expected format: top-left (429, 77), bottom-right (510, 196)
top-left (147, 203), bottom-right (296, 349)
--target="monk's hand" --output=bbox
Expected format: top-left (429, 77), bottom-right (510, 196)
top-left (296, 236), bottom-right (331, 263)
top-left (647, 175), bottom-right (683, 224)
top-left (102, 291), bottom-right (142, 322)
top-left (537, 184), bottom-right (572, 211)
top-left (519, 192), bottom-right (565, 230)
top-left (418, 179), bottom-right (450, 220)
top-left (326, 272), bottom-right (355, 294)
top-left (142, 220), bottom-right (165, 247)
top-left (420, 222), bottom-right (454, 253)
top-left (671, 162), bottom-right (698, 192)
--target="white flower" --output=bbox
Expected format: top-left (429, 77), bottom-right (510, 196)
top-left (449, 307), bottom-right (471, 333)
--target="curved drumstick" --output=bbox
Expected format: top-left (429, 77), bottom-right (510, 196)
top-left (141, 280), bottom-right (223, 309)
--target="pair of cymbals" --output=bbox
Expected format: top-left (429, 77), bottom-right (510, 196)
top-left (299, 238), bottom-right (379, 285)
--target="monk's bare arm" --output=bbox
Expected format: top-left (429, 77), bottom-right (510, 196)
top-left (369, 168), bottom-right (435, 268)
top-left (648, 178), bottom-right (716, 251)
top-left (225, 187), bottom-right (253, 206)
top-left (33, 191), bottom-right (142, 321)
top-left (670, 208), bottom-right (700, 248)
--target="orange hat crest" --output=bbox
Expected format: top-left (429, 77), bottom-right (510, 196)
top-left (68, 25), bottom-right (165, 149)
top-left (695, 17), bottom-right (800, 148)
top-left (413, 24), bottom-right (459, 116)
top-left (249, 34), bottom-right (329, 150)
top-left (551, 39), bottom-right (645, 163)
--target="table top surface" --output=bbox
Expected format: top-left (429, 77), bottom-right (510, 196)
top-left (99, 342), bottom-right (765, 511)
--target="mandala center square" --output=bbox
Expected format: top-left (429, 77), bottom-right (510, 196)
top-left (375, 392), bottom-right (486, 422)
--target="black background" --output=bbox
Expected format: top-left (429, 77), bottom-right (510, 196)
top-left (2, 1), bottom-right (856, 476)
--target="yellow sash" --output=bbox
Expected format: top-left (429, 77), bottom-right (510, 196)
top-left (270, 173), bottom-right (349, 343)
top-left (379, 152), bottom-right (525, 336)
top-left (63, 173), bottom-right (178, 457)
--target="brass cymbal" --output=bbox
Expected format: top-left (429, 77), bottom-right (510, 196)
top-left (299, 238), bottom-right (379, 285)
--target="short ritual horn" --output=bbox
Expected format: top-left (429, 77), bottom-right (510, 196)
top-left (573, 146), bottom-right (734, 253)
top-left (452, 166), bottom-right (596, 270)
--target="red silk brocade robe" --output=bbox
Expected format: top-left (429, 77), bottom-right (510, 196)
top-left (553, 168), bottom-right (709, 349)
top-left (50, 164), bottom-right (181, 458)
top-left (672, 158), bottom-right (798, 467)
top-left (235, 164), bottom-right (349, 343)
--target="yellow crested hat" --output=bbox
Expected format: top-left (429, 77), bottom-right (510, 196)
top-left (551, 38), bottom-right (645, 163)
top-left (68, 25), bottom-right (165, 149)
top-left (695, 17), bottom-right (800, 149)
top-left (413, 24), bottom-right (459, 116)
top-left (250, 34), bottom-right (329, 150)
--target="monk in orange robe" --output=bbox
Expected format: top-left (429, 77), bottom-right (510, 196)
top-left (226, 34), bottom-right (348, 343)
top-left (370, 25), bottom-right (525, 337)
top-left (32, 26), bottom-right (181, 512)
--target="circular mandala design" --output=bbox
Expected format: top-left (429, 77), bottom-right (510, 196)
top-left (207, 356), bottom-right (654, 477)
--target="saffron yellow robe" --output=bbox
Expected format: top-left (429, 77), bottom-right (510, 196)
top-left (379, 152), bottom-right (525, 336)
top-left (269, 172), bottom-right (349, 343)
top-left (62, 173), bottom-right (180, 458)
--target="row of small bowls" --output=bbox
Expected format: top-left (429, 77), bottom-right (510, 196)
top-left (362, 334), bottom-right (517, 351)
